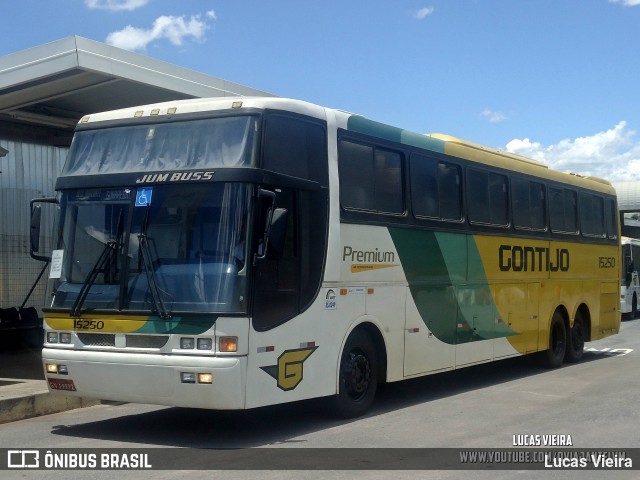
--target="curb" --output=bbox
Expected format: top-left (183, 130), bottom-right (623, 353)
top-left (0, 389), bottom-right (100, 424)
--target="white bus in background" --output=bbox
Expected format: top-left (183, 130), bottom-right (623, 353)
top-left (621, 236), bottom-right (640, 318)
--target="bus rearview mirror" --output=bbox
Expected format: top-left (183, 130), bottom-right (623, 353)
top-left (30, 197), bottom-right (58, 262)
top-left (30, 205), bottom-right (42, 253)
top-left (267, 208), bottom-right (288, 259)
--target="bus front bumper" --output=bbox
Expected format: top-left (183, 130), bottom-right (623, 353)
top-left (42, 348), bottom-right (246, 410)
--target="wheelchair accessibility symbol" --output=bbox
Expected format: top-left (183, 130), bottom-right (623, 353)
top-left (135, 187), bottom-right (153, 207)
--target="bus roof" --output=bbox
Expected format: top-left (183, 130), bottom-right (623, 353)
top-left (427, 133), bottom-right (548, 168)
top-left (77, 96), bottom-right (616, 196)
top-left (425, 132), bottom-right (615, 194)
top-left (78, 97), bottom-right (328, 126)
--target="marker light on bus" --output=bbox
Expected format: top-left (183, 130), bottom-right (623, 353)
top-left (180, 337), bottom-right (195, 349)
top-left (197, 338), bottom-right (213, 350)
top-left (219, 337), bottom-right (238, 352)
top-left (180, 372), bottom-right (213, 384)
top-left (46, 363), bottom-right (68, 375)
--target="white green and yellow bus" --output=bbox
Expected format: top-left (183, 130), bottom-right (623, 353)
top-left (621, 236), bottom-right (640, 317)
top-left (32, 97), bottom-right (620, 418)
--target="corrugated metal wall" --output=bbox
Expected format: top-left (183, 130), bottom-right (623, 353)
top-left (0, 138), bottom-right (68, 310)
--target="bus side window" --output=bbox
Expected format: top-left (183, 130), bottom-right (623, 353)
top-left (580, 193), bottom-right (605, 237)
top-left (513, 178), bottom-right (546, 231)
top-left (262, 114), bottom-right (328, 186)
top-left (338, 140), bottom-right (404, 215)
top-left (550, 188), bottom-right (578, 235)
top-left (339, 141), bottom-right (375, 211)
top-left (467, 168), bottom-right (507, 226)
top-left (605, 198), bottom-right (618, 239)
top-left (411, 154), bottom-right (461, 222)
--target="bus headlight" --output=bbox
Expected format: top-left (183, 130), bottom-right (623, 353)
top-left (60, 333), bottom-right (72, 344)
top-left (47, 332), bottom-right (59, 344)
top-left (180, 337), bottom-right (195, 349)
top-left (197, 338), bottom-right (213, 350)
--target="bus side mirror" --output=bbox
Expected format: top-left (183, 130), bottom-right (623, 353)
top-left (253, 188), bottom-right (276, 265)
top-left (267, 208), bottom-right (288, 259)
top-left (253, 188), bottom-right (289, 265)
top-left (30, 205), bottom-right (42, 254)
top-left (30, 197), bottom-right (58, 262)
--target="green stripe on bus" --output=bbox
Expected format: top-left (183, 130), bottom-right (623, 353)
top-left (388, 228), bottom-right (516, 344)
top-left (347, 116), bottom-right (446, 154)
top-left (135, 316), bottom-right (217, 334)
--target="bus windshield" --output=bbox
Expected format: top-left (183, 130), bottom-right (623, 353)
top-left (48, 183), bottom-right (250, 316)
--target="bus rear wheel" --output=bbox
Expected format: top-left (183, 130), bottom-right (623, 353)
top-left (565, 314), bottom-right (585, 363)
top-left (331, 329), bottom-right (378, 418)
top-left (537, 311), bottom-right (566, 368)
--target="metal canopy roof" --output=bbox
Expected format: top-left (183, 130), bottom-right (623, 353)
top-left (0, 36), bottom-right (272, 133)
top-left (616, 182), bottom-right (640, 212)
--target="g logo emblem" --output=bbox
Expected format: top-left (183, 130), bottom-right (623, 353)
top-left (261, 347), bottom-right (318, 391)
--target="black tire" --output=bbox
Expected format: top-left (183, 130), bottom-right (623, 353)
top-left (331, 329), bottom-right (378, 418)
top-left (565, 314), bottom-right (585, 363)
top-left (537, 311), bottom-right (566, 368)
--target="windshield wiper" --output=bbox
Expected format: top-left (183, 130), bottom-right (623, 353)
top-left (137, 232), bottom-right (171, 319)
top-left (137, 205), bottom-right (171, 319)
top-left (71, 210), bottom-right (124, 317)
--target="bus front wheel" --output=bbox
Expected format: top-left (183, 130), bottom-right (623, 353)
top-left (331, 329), bottom-right (378, 418)
top-left (537, 311), bottom-right (566, 368)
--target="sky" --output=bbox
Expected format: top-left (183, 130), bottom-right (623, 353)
top-left (2, 0), bottom-right (640, 182)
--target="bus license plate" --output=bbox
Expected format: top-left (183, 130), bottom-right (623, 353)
top-left (48, 378), bottom-right (77, 392)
